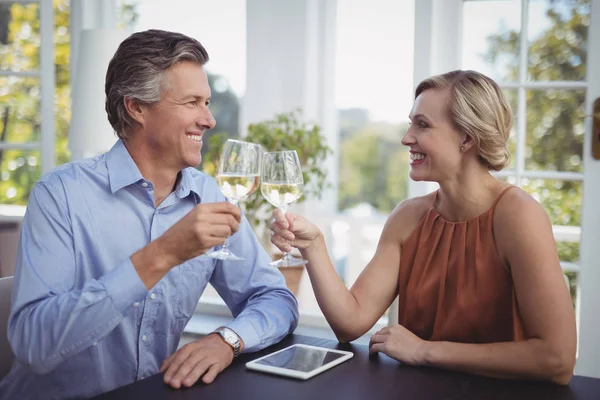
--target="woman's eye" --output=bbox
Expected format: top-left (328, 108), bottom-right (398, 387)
top-left (418, 121), bottom-right (428, 128)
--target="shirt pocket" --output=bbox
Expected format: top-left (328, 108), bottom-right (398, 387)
top-left (173, 257), bottom-right (215, 321)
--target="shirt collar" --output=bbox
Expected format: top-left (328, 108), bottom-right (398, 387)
top-left (106, 139), bottom-right (145, 194)
top-left (176, 167), bottom-right (203, 203)
top-left (106, 139), bottom-right (204, 201)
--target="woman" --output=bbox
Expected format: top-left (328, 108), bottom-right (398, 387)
top-left (270, 70), bottom-right (577, 384)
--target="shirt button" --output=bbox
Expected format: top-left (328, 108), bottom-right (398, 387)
top-left (133, 302), bottom-right (140, 308)
top-left (141, 335), bottom-right (148, 342)
top-left (141, 182), bottom-right (149, 188)
top-left (150, 293), bottom-right (156, 300)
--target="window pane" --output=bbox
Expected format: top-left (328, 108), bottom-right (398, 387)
top-left (338, 126), bottom-right (409, 213)
top-left (527, 0), bottom-right (590, 81)
top-left (462, 0), bottom-right (522, 82)
top-left (558, 242), bottom-right (579, 307)
top-left (0, 76), bottom-right (40, 144)
top-left (564, 271), bottom-right (578, 308)
top-left (525, 89), bottom-right (584, 172)
top-left (520, 179), bottom-right (581, 226)
top-left (336, 0), bottom-right (413, 213)
top-left (502, 89), bottom-right (518, 169)
top-left (0, 150), bottom-right (40, 205)
top-left (0, 2), bottom-right (40, 72)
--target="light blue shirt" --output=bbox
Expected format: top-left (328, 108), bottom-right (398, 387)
top-left (0, 140), bottom-right (298, 399)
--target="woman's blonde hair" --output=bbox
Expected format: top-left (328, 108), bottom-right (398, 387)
top-left (415, 70), bottom-right (512, 171)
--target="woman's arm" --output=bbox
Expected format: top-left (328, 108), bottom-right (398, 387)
top-left (271, 197), bottom-right (428, 342)
top-left (370, 189), bottom-right (577, 384)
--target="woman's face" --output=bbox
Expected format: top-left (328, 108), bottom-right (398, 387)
top-left (402, 88), bottom-right (466, 182)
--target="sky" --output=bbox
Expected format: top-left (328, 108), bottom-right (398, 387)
top-left (131, 0), bottom-right (552, 123)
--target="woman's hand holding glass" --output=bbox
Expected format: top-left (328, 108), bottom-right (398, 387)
top-left (207, 139), bottom-right (262, 261)
top-left (269, 209), bottom-right (321, 253)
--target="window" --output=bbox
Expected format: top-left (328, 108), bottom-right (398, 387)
top-left (0, 0), bottom-right (55, 206)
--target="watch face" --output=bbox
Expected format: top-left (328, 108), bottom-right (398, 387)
top-left (223, 329), bottom-right (237, 345)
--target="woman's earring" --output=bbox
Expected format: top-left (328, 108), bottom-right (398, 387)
top-left (460, 145), bottom-right (465, 152)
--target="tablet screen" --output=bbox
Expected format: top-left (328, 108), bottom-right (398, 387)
top-left (254, 345), bottom-right (346, 373)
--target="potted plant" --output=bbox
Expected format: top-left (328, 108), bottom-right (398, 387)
top-left (202, 110), bottom-right (332, 295)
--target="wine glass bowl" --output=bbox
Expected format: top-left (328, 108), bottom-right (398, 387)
top-left (261, 150), bottom-right (308, 267)
top-left (207, 139), bottom-right (262, 261)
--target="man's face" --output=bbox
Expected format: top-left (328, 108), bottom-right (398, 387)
top-left (134, 61), bottom-right (216, 171)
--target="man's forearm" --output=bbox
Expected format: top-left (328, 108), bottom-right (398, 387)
top-left (130, 239), bottom-right (178, 289)
top-left (9, 260), bottom-right (148, 374)
top-left (226, 287), bottom-right (299, 353)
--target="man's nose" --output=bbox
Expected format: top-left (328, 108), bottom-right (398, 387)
top-left (199, 111), bottom-right (216, 130)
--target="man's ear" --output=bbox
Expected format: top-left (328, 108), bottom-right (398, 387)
top-left (123, 96), bottom-right (146, 127)
top-left (460, 134), bottom-right (476, 152)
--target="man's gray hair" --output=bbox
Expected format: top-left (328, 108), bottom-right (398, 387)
top-left (105, 29), bottom-right (209, 140)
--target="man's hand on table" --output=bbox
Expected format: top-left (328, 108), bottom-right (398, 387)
top-left (160, 334), bottom-right (234, 388)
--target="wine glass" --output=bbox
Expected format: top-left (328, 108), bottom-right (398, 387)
top-left (207, 139), bottom-right (262, 261)
top-left (261, 150), bottom-right (308, 267)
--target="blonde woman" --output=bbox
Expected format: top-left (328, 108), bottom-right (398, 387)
top-left (270, 70), bottom-right (576, 384)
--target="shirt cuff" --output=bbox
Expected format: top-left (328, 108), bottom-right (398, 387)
top-left (100, 258), bottom-right (148, 315)
top-left (227, 319), bottom-right (261, 353)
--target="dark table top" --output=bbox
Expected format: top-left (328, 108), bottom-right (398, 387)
top-left (94, 334), bottom-right (600, 400)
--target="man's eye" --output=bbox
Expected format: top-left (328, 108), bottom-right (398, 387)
top-left (418, 121), bottom-right (428, 128)
top-left (188, 101), bottom-right (198, 106)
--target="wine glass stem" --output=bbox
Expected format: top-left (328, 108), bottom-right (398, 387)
top-left (279, 206), bottom-right (291, 263)
top-left (221, 198), bottom-right (239, 251)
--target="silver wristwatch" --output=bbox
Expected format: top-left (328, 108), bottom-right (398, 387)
top-left (214, 327), bottom-right (241, 358)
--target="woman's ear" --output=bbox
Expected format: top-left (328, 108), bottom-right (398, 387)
top-left (123, 96), bottom-right (145, 127)
top-left (460, 134), bottom-right (476, 153)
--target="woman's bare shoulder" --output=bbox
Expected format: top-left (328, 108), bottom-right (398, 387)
top-left (494, 186), bottom-right (547, 226)
top-left (384, 191), bottom-right (436, 242)
top-left (493, 185), bottom-right (555, 257)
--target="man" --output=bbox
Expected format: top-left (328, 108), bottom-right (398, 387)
top-left (0, 29), bottom-right (298, 399)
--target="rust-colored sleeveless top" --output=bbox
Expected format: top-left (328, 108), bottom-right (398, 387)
top-left (398, 187), bottom-right (526, 343)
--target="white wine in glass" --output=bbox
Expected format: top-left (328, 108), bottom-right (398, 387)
top-left (216, 174), bottom-right (260, 202)
top-left (261, 150), bottom-right (308, 267)
top-left (207, 139), bottom-right (262, 261)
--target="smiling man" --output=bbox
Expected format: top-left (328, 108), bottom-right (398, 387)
top-left (0, 30), bottom-right (298, 400)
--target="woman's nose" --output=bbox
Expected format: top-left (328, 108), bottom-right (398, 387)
top-left (401, 129), bottom-right (414, 146)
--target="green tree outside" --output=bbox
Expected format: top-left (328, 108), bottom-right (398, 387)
top-left (0, 1), bottom-right (69, 205)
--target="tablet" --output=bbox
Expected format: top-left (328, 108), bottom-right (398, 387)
top-left (245, 344), bottom-right (353, 380)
